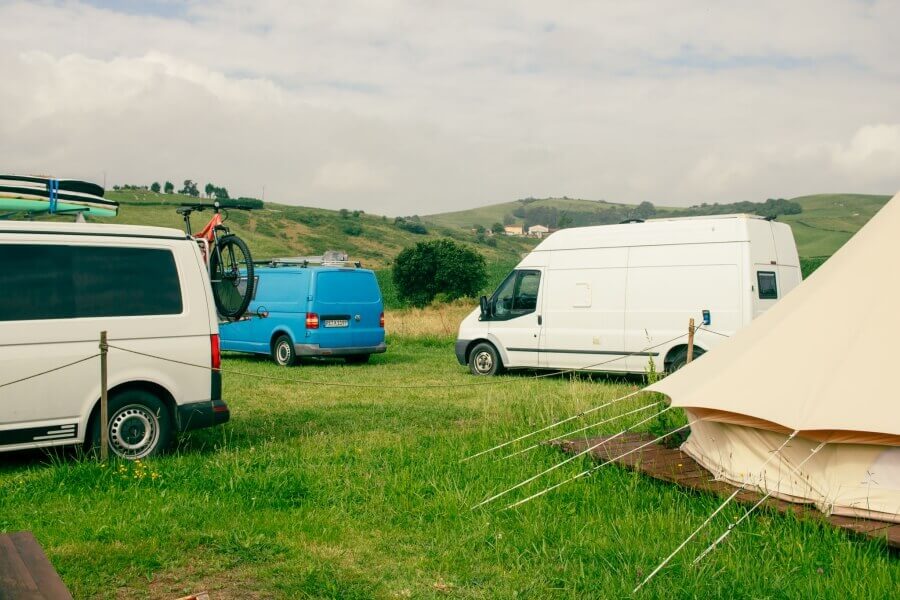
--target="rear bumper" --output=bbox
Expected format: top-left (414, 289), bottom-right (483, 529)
top-left (294, 342), bottom-right (387, 357)
top-left (455, 339), bottom-right (471, 365)
top-left (176, 399), bottom-right (230, 432)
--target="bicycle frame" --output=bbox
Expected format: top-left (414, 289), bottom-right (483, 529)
top-left (179, 206), bottom-right (227, 267)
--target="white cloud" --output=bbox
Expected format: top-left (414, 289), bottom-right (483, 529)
top-left (0, 1), bottom-right (898, 214)
top-left (831, 124), bottom-right (900, 175)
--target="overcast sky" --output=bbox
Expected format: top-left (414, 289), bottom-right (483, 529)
top-left (1, 1), bottom-right (898, 215)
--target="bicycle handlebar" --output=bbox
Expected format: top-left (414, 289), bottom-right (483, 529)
top-left (177, 202), bottom-right (256, 213)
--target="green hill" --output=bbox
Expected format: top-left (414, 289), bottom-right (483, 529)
top-left (99, 190), bottom-right (537, 271)
top-left (778, 193), bottom-right (890, 257)
top-left (425, 193), bottom-right (891, 258)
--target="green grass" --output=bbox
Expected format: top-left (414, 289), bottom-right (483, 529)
top-left (1, 338), bottom-right (896, 598)
top-left (779, 194), bottom-right (890, 257)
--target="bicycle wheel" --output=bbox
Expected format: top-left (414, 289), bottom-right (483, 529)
top-left (209, 234), bottom-right (255, 318)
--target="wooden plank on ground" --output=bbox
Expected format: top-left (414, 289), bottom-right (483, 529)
top-left (0, 532), bottom-right (72, 600)
top-left (556, 434), bottom-right (900, 549)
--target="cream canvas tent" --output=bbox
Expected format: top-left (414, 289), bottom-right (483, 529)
top-left (649, 192), bottom-right (900, 524)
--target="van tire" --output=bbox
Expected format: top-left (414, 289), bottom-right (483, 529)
top-left (345, 354), bottom-right (370, 364)
top-left (468, 342), bottom-right (504, 376)
top-left (272, 335), bottom-right (297, 366)
top-left (665, 346), bottom-right (706, 373)
top-left (89, 389), bottom-right (172, 460)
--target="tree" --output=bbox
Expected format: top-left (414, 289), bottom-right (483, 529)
top-left (205, 183), bottom-right (215, 198)
top-left (491, 222), bottom-right (505, 234)
top-left (150, 181), bottom-right (161, 193)
top-left (164, 181), bottom-right (174, 194)
top-left (392, 239), bottom-right (487, 306)
top-left (632, 201), bottom-right (656, 220)
top-left (179, 180), bottom-right (199, 197)
top-left (502, 213), bottom-right (516, 225)
top-left (339, 208), bottom-right (350, 219)
top-left (213, 186), bottom-right (229, 200)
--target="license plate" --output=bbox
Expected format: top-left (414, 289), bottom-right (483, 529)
top-left (324, 319), bottom-right (349, 328)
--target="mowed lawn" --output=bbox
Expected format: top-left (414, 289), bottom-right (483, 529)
top-left (0, 336), bottom-right (897, 598)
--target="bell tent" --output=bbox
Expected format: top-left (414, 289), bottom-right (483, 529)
top-left (649, 191), bottom-right (900, 523)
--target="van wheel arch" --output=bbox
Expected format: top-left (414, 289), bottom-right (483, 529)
top-left (85, 381), bottom-right (176, 450)
top-left (663, 344), bottom-right (706, 373)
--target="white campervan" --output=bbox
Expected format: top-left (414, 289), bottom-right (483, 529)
top-left (456, 215), bottom-right (801, 375)
top-left (0, 221), bottom-right (229, 458)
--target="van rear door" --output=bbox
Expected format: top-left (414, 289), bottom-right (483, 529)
top-left (312, 270), bottom-right (383, 349)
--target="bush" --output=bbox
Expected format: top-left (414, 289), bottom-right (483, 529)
top-left (392, 239), bottom-right (487, 306)
top-left (342, 223), bottom-right (363, 236)
top-left (394, 217), bottom-right (428, 235)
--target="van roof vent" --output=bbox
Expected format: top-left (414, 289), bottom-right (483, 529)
top-left (257, 254), bottom-right (362, 269)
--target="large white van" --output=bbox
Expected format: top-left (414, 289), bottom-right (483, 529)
top-left (456, 215), bottom-right (801, 375)
top-left (0, 221), bottom-right (229, 458)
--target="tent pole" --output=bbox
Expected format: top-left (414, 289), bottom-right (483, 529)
top-left (687, 318), bottom-right (695, 363)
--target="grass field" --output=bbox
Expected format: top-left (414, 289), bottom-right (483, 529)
top-left (0, 333), bottom-right (896, 598)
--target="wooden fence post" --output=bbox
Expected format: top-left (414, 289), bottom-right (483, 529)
top-left (686, 318), bottom-right (695, 364)
top-left (99, 331), bottom-right (109, 461)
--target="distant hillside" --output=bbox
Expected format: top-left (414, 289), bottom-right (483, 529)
top-left (425, 193), bottom-right (891, 258)
top-left (98, 190), bottom-right (537, 271)
top-left (778, 193), bottom-right (890, 257)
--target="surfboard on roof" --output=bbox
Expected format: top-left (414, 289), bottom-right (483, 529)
top-left (0, 175), bottom-right (117, 217)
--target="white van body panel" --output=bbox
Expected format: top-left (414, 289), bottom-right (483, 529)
top-left (456, 215), bottom-right (802, 374)
top-left (0, 221), bottom-right (224, 453)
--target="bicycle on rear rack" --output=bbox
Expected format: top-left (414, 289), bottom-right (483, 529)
top-left (177, 201), bottom-right (255, 320)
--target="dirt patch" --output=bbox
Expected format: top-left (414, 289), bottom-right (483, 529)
top-left (115, 564), bottom-right (268, 600)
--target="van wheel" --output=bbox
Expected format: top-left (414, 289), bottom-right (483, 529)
top-left (345, 354), bottom-right (370, 364)
top-left (90, 389), bottom-right (172, 460)
top-left (469, 342), bottom-right (504, 376)
top-left (272, 335), bottom-right (297, 366)
top-left (665, 346), bottom-right (706, 373)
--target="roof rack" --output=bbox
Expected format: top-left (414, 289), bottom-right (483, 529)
top-left (255, 251), bottom-right (362, 269)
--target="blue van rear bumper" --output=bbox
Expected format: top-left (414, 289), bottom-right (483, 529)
top-left (295, 342), bottom-right (387, 357)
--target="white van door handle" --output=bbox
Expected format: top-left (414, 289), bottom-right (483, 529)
top-left (537, 315), bottom-right (542, 325)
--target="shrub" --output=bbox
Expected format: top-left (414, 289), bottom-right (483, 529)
top-left (392, 239), bottom-right (487, 306)
top-left (394, 217), bottom-right (428, 234)
top-left (342, 223), bottom-right (363, 236)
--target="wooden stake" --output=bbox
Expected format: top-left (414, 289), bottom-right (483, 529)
top-left (99, 331), bottom-right (109, 461)
top-left (686, 318), bottom-right (695, 364)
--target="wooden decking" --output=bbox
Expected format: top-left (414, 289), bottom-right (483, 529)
top-left (0, 532), bottom-right (72, 599)
top-left (557, 433), bottom-right (900, 549)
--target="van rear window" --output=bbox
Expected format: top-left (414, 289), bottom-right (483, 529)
top-left (757, 271), bottom-right (778, 300)
top-left (0, 244), bottom-right (183, 321)
top-left (316, 271), bottom-right (381, 303)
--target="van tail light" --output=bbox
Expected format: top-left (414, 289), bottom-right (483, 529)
top-left (379, 312), bottom-right (385, 328)
top-left (210, 333), bottom-right (221, 370)
top-left (306, 313), bottom-right (320, 329)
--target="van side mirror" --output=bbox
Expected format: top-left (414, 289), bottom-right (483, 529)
top-left (479, 295), bottom-right (490, 319)
top-left (256, 306), bottom-right (269, 319)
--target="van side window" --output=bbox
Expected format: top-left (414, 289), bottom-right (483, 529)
top-left (0, 244), bottom-right (183, 321)
top-left (492, 270), bottom-right (541, 320)
top-left (757, 271), bottom-right (778, 300)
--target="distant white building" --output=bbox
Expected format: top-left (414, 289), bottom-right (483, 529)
top-left (528, 224), bottom-right (550, 238)
top-left (504, 225), bottom-right (525, 236)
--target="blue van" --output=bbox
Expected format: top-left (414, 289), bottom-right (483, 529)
top-left (219, 265), bottom-right (386, 366)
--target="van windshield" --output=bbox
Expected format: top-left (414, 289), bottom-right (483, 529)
top-left (316, 271), bottom-right (381, 303)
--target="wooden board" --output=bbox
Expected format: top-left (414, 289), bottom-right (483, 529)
top-left (557, 434), bottom-right (900, 549)
top-left (0, 532), bottom-right (72, 599)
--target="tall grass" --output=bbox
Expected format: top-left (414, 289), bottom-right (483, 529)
top-left (0, 338), bottom-right (896, 598)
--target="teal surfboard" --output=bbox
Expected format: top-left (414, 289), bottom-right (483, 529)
top-left (0, 178), bottom-right (117, 217)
